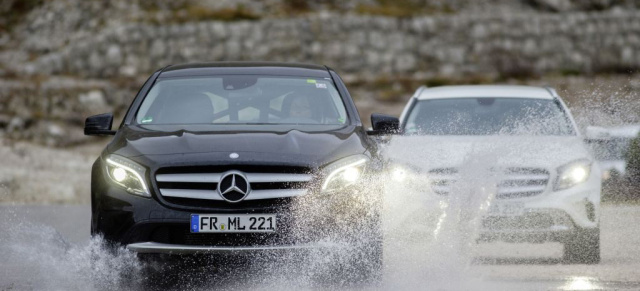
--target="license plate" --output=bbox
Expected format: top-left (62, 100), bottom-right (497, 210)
top-left (191, 214), bottom-right (276, 233)
top-left (487, 202), bottom-right (525, 217)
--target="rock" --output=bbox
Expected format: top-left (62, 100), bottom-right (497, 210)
top-left (7, 117), bottom-right (25, 133)
top-left (47, 123), bottom-right (64, 137)
top-left (106, 45), bottom-right (123, 65)
top-left (119, 65), bottom-right (137, 76)
top-left (395, 54), bottom-right (417, 72)
top-left (78, 90), bottom-right (106, 109)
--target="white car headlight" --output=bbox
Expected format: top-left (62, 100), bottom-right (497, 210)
top-left (321, 155), bottom-right (369, 193)
top-left (105, 154), bottom-right (150, 197)
top-left (554, 159), bottom-right (592, 191)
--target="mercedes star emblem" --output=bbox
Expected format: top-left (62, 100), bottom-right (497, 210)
top-left (217, 171), bottom-right (250, 202)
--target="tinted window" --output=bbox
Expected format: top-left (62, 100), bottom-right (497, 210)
top-left (136, 75), bottom-right (348, 131)
top-left (404, 98), bottom-right (575, 136)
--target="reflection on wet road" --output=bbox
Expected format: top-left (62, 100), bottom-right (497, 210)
top-left (1, 204), bottom-right (639, 290)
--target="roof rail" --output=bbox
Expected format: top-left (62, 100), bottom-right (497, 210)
top-left (543, 86), bottom-right (559, 98)
top-left (413, 85), bottom-right (428, 98)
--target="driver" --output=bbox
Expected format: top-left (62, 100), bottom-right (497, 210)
top-left (288, 95), bottom-right (313, 119)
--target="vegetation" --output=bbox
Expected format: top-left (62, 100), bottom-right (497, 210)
top-left (355, 0), bottom-right (454, 17)
top-left (346, 75), bottom-right (492, 103)
top-left (180, 5), bottom-right (260, 22)
top-left (139, 2), bottom-right (260, 23)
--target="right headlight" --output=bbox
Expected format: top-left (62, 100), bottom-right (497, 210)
top-left (554, 159), bottom-right (592, 191)
top-left (104, 154), bottom-right (150, 197)
top-left (321, 155), bottom-right (369, 194)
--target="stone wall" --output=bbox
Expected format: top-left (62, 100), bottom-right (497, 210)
top-left (4, 10), bottom-right (640, 81)
top-left (1, 1), bottom-right (640, 145)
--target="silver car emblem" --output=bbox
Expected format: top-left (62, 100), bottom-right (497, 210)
top-left (229, 153), bottom-right (239, 159)
top-left (217, 171), bottom-right (250, 203)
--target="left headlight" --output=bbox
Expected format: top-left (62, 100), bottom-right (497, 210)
top-left (321, 155), bottom-right (369, 193)
top-left (105, 154), bottom-right (150, 197)
top-left (554, 159), bottom-right (592, 191)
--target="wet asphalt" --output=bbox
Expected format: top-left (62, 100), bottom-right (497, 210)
top-left (1, 204), bottom-right (639, 290)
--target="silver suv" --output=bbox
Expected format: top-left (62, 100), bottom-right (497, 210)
top-left (387, 85), bottom-right (601, 264)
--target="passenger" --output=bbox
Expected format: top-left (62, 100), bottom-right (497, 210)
top-left (288, 95), bottom-right (313, 119)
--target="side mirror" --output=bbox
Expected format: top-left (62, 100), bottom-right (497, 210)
top-left (368, 113), bottom-right (400, 135)
top-left (84, 113), bottom-right (116, 136)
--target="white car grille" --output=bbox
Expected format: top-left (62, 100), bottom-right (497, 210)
top-left (429, 167), bottom-right (550, 199)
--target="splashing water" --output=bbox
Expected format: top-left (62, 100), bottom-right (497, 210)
top-left (381, 141), bottom-right (507, 290)
top-left (0, 210), bottom-right (143, 290)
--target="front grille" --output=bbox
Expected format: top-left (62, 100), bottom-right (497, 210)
top-left (429, 167), bottom-right (550, 199)
top-left (496, 168), bottom-right (550, 199)
top-left (482, 213), bottom-right (554, 230)
top-left (154, 166), bottom-right (315, 206)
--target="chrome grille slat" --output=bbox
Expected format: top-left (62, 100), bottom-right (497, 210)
top-left (160, 189), bottom-right (222, 200)
top-left (500, 174), bottom-right (549, 181)
top-left (156, 173), bottom-right (312, 183)
top-left (244, 189), bottom-right (308, 200)
top-left (497, 185), bottom-right (547, 195)
top-left (159, 188), bottom-right (308, 200)
top-left (245, 173), bottom-right (313, 183)
top-left (156, 173), bottom-right (222, 183)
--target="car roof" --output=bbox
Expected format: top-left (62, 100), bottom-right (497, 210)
top-left (159, 62), bottom-right (331, 78)
top-left (416, 85), bottom-right (554, 100)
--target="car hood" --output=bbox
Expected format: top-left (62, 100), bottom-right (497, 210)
top-left (385, 135), bottom-right (593, 172)
top-left (108, 125), bottom-right (369, 169)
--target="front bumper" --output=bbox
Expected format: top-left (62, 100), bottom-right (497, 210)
top-left (94, 180), bottom-right (381, 252)
top-left (383, 168), bottom-right (601, 243)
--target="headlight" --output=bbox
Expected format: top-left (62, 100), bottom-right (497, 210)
top-left (105, 154), bottom-right (150, 197)
top-left (554, 159), bottom-right (592, 191)
top-left (321, 155), bottom-right (369, 193)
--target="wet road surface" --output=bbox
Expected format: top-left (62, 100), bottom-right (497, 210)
top-left (1, 204), bottom-right (639, 290)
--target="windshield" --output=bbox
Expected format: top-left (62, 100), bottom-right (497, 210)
top-left (135, 75), bottom-right (348, 131)
top-left (404, 98), bottom-right (575, 136)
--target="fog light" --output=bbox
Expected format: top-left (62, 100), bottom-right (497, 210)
top-left (112, 167), bottom-right (127, 182)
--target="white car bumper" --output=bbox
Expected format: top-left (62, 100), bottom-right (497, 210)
top-left (383, 169), bottom-right (601, 243)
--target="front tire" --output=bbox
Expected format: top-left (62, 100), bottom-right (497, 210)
top-left (563, 228), bottom-right (600, 264)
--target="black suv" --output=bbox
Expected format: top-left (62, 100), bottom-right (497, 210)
top-left (85, 62), bottom-right (399, 279)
